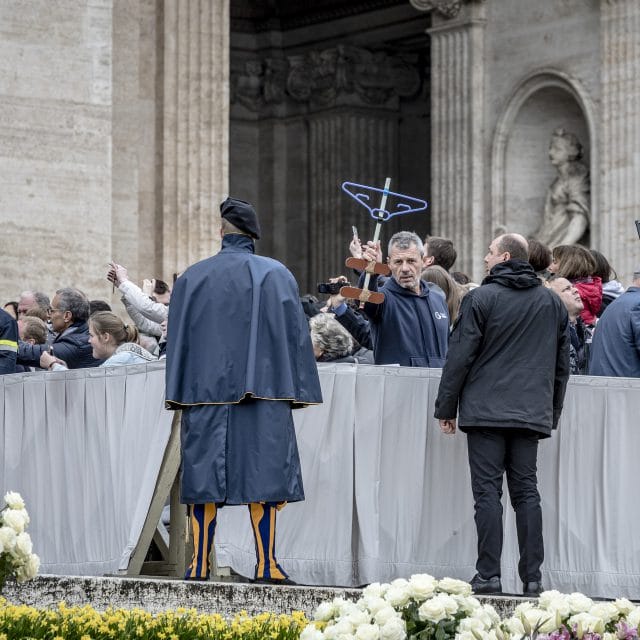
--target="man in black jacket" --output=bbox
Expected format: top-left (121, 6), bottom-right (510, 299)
top-left (17, 288), bottom-right (102, 369)
top-left (435, 233), bottom-right (570, 597)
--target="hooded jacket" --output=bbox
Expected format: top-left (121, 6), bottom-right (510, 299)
top-left (362, 275), bottom-right (449, 367)
top-left (435, 260), bottom-right (570, 437)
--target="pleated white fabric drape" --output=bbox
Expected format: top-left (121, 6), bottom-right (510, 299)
top-left (0, 362), bottom-right (172, 576)
top-left (215, 364), bottom-right (640, 598)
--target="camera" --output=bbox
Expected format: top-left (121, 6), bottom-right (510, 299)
top-left (317, 282), bottom-right (344, 295)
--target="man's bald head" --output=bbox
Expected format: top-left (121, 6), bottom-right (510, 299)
top-left (495, 233), bottom-right (529, 261)
top-left (484, 233), bottom-right (530, 274)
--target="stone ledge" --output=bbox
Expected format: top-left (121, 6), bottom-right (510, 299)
top-left (2, 575), bottom-right (527, 618)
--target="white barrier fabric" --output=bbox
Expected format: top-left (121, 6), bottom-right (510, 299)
top-left (2, 362), bottom-right (639, 597)
top-left (0, 362), bottom-right (172, 576)
top-left (215, 364), bottom-right (640, 598)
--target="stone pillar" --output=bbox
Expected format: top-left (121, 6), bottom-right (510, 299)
top-left (309, 112), bottom-right (398, 283)
top-left (162, 0), bottom-right (229, 278)
top-left (411, 0), bottom-right (486, 279)
top-left (600, 0), bottom-right (640, 284)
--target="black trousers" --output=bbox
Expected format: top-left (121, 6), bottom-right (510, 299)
top-left (466, 427), bottom-right (543, 583)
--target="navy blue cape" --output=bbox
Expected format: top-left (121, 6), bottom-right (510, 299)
top-left (165, 234), bottom-right (322, 409)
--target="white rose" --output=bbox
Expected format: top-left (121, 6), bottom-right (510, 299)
top-left (2, 509), bottom-right (29, 534)
top-left (418, 599), bottom-right (447, 624)
top-left (569, 613), bottom-right (605, 635)
top-left (355, 623), bottom-right (380, 640)
top-left (458, 617), bottom-right (486, 634)
top-left (362, 597), bottom-right (389, 616)
top-left (567, 593), bottom-right (594, 614)
top-left (438, 578), bottom-right (472, 596)
top-left (613, 599), bottom-right (635, 616)
top-left (4, 492), bottom-right (25, 511)
top-left (346, 610), bottom-right (371, 628)
top-left (385, 585), bottom-right (411, 608)
top-left (408, 574), bottom-right (437, 601)
top-left (432, 594), bottom-right (458, 616)
top-left (302, 624), bottom-right (326, 640)
top-left (391, 578), bottom-right (409, 589)
top-left (325, 621), bottom-right (354, 640)
top-left (538, 590), bottom-right (563, 608)
top-left (337, 600), bottom-right (359, 617)
top-left (626, 607), bottom-right (640, 629)
top-left (505, 617), bottom-right (525, 636)
top-left (589, 602), bottom-right (618, 624)
top-left (364, 583), bottom-right (388, 599)
top-left (0, 525), bottom-right (17, 550)
top-left (455, 596), bottom-right (481, 615)
top-left (380, 617), bottom-right (406, 640)
top-left (455, 632), bottom-right (478, 640)
top-left (315, 602), bottom-right (337, 622)
top-left (374, 606), bottom-right (399, 627)
top-left (14, 532), bottom-right (33, 557)
top-left (602, 633), bottom-right (617, 640)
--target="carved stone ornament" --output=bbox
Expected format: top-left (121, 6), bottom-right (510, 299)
top-left (231, 45), bottom-right (421, 112)
top-left (409, 0), bottom-right (482, 18)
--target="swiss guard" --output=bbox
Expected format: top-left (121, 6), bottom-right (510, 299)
top-left (165, 197), bottom-right (322, 584)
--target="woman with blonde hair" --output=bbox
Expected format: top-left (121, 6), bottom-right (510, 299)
top-left (40, 311), bottom-right (156, 370)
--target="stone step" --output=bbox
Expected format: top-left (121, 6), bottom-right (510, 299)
top-left (3, 575), bottom-right (529, 618)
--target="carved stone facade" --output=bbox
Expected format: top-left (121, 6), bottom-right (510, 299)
top-left (1, 0), bottom-right (640, 305)
top-left (228, 3), bottom-right (431, 290)
top-left (413, 0), bottom-right (639, 284)
top-left (232, 46), bottom-right (421, 111)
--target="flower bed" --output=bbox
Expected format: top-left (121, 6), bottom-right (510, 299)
top-left (0, 601), bottom-right (308, 640)
top-left (301, 575), bottom-right (640, 640)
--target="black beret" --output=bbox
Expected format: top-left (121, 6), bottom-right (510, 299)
top-left (220, 197), bottom-right (261, 240)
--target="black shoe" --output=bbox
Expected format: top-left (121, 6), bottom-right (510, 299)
top-left (470, 574), bottom-right (502, 595)
top-left (523, 581), bottom-right (542, 597)
top-left (252, 576), bottom-right (297, 586)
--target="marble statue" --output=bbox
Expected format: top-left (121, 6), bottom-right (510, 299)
top-left (535, 128), bottom-right (590, 247)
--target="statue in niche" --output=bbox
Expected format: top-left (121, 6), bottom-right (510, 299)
top-left (535, 128), bottom-right (590, 247)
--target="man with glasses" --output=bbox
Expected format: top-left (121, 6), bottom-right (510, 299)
top-left (17, 288), bottom-right (102, 369)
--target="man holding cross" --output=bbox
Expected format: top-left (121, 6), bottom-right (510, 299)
top-left (359, 231), bottom-right (450, 367)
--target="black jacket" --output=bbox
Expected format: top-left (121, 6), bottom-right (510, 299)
top-left (434, 260), bottom-right (570, 437)
top-left (18, 321), bottom-right (101, 369)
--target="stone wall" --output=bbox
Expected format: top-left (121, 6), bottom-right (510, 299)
top-left (0, 0), bottom-right (115, 304)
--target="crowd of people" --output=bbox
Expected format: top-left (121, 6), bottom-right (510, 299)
top-left (1, 198), bottom-right (638, 591)
top-left (0, 227), bottom-right (637, 379)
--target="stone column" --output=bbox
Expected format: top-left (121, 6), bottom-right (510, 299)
top-left (600, 0), bottom-right (640, 284)
top-left (162, 0), bottom-right (229, 278)
top-left (309, 112), bottom-right (398, 282)
top-left (410, 0), bottom-right (486, 279)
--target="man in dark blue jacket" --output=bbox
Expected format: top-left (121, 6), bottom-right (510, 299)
top-left (435, 233), bottom-right (570, 598)
top-left (589, 270), bottom-right (640, 377)
top-left (17, 288), bottom-right (101, 369)
top-left (0, 308), bottom-right (18, 375)
top-left (360, 231), bottom-right (449, 367)
top-left (166, 197), bottom-right (322, 584)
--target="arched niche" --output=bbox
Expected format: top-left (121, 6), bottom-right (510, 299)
top-left (492, 70), bottom-right (597, 242)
